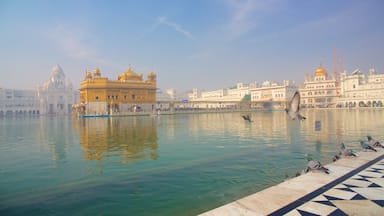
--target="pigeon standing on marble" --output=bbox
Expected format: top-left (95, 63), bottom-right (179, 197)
top-left (360, 140), bottom-right (377, 152)
top-left (333, 142), bottom-right (358, 161)
top-left (242, 115), bottom-right (252, 122)
top-left (367, 135), bottom-right (384, 148)
top-left (285, 91), bottom-right (306, 120)
top-left (339, 142), bottom-right (358, 157)
top-left (303, 157), bottom-right (329, 174)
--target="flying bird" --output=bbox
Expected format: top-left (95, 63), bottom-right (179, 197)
top-left (360, 140), bottom-right (377, 152)
top-left (285, 91), bottom-right (306, 120)
top-left (241, 115), bottom-right (253, 122)
top-left (367, 135), bottom-right (384, 148)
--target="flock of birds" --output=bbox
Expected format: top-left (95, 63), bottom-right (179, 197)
top-left (241, 91), bottom-right (383, 176)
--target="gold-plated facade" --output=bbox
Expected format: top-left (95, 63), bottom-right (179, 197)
top-left (78, 66), bottom-right (156, 115)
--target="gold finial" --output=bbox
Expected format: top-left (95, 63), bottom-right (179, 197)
top-left (93, 67), bottom-right (101, 77)
top-left (85, 69), bottom-right (92, 79)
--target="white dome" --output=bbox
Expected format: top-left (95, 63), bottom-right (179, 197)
top-left (47, 65), bottom-right (66, 89)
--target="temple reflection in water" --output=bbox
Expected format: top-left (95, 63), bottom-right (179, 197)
top-left (77, 117), bottom-right (158, 163)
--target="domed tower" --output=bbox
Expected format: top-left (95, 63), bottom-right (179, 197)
top-left (146, 71), bottom-right (157, 86)
top-left (118, 65), bottom-right (143, 81)
top-left (148, 71), bottom-right (156, 80)
top-left (314, 65), bottom-right (328, 81)
top-left (48, 64), bottom-right (66, 89)
top-left (93, 67), bottom-right (101, 77)
top-left (85, 69), bottom-right (92, 80)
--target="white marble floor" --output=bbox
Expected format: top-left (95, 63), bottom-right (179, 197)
top-left (284, 158), bottom-right (384, 215)
top-left (200, 150), bottom-right (384, 216)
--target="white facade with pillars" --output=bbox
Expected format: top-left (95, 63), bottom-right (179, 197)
top-left (299, 65), bottom-right (338, 108)
top-left (0, 65), bottom-right (78, 116)
top-left (250, 80), bottom-right (297, 109)
top-left (37, 65), bottom-right (78, 115)
top-left (188, 83), bottom-right (253, 109)
top-left (338, 68), bottom-right (384, 107)
top-left (0, 88), bottom-right (40, 116)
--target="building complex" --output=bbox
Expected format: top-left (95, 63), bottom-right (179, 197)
top-left (1, 63), bottom-right (384, 117)
top-left (0, 65), bottom-right (78, 116)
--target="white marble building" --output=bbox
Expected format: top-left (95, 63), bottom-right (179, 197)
top-left (338, 68), bottom-right (384, 107)
top-left (188, 83), bottom-right (253, 109)
top-left (299, 65), bottom-right (338, 108)
top-left (0, 64), bottom-right (79, 116)
top-left (0, 88), bottom-right (40, 116)
top-left (250, 80), bottom-right (298, 109)
top-left (37, 65), bottom-right (78, 115)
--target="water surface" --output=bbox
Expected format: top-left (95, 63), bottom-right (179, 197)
top-left (1, 109), bottom-right (383, 215)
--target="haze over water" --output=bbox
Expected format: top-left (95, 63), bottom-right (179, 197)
top-left (1, 109), bottom-right (383, 215)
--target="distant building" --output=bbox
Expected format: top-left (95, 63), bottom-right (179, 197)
top-left (155, 89), bottom-right (176, 111)
top-left (77, 65), bottom-right (156, 115)
top-left (338, 68), bottom-right (384, 107)
top-left (37, 65), bottom-right (78, 115)
top-left (188, 83), bottom-right (252, 109)
top-left (299, 65), bottom-right (338, 108)
top-left (250, 80), bottom-right (297, 109)
top-left (0, 88), bottom-right (39, 116)
top-left (0, 64), bottom-right (77, 116)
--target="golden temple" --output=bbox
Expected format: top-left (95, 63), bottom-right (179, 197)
top-left (76, 65), bottom-right (157, 115)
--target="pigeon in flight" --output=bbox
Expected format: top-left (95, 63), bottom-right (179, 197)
top-left (285, 91), bottom-right (306, 120)
top-left (367, 135), bottom-right (384, 148)
top-left (360, 140), bottom-right (377, 152)
top-left (241, 115), bottom-right (253, 122)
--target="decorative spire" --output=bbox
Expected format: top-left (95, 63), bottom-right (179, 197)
top-left (85, 69), bottom-right (92, 79)
top-left (93, 67), bottom-right (101, 77)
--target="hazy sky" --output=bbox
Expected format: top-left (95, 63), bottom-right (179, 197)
top-left (1, 0), bottom-right (383, 93)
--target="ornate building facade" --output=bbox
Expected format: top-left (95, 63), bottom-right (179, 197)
top-left (299, 65), bottom-right (338, 108)
top-left (188, 82), bottom-right (252, 109)
top-left (77, 65), bottom-right (157, 115)
top-left (1, 65), bottom-right (77, 116)
top-left (338, 68), bottom-right (384, 107)
top-left (0, 88), bottom-right (39, 116)
top-left (38, 65), bottom-right (78, 115)
top-left (250, 80), bottom-right (297, 109)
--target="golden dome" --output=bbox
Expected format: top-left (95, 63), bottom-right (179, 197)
top-left (119, 65), bottom-right (143, 81)
top-left (93, 67), bottom-right (101, 77)
top-left (314, 65), bottom-right (327, 77)
top-left (148, 71), bottom-right (156, 80)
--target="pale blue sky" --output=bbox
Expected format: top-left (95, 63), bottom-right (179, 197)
top-left (1, 0), bottom-right (383, 93)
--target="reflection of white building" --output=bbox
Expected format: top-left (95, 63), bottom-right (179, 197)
top-left (37, 65), bottom-right (78, 115)
top-left (0, 88), bottom-right (40, 116)
top-left (338, 68), bottom-right (384, 107)
top-left (299, 65), bottom-right (338, 108)
top-left (250, 80), bottom-right (297, 109)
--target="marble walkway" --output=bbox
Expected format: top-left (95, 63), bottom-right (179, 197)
top-left (200, 149), bottom-right (384, 216)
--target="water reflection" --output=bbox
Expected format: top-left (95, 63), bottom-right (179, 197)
top-left (184, 112), bottom-right (289, 140)
top-left (77, 117), bottom-right (158, 163)
top-left (37, 117), bottom-right (78, 161)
